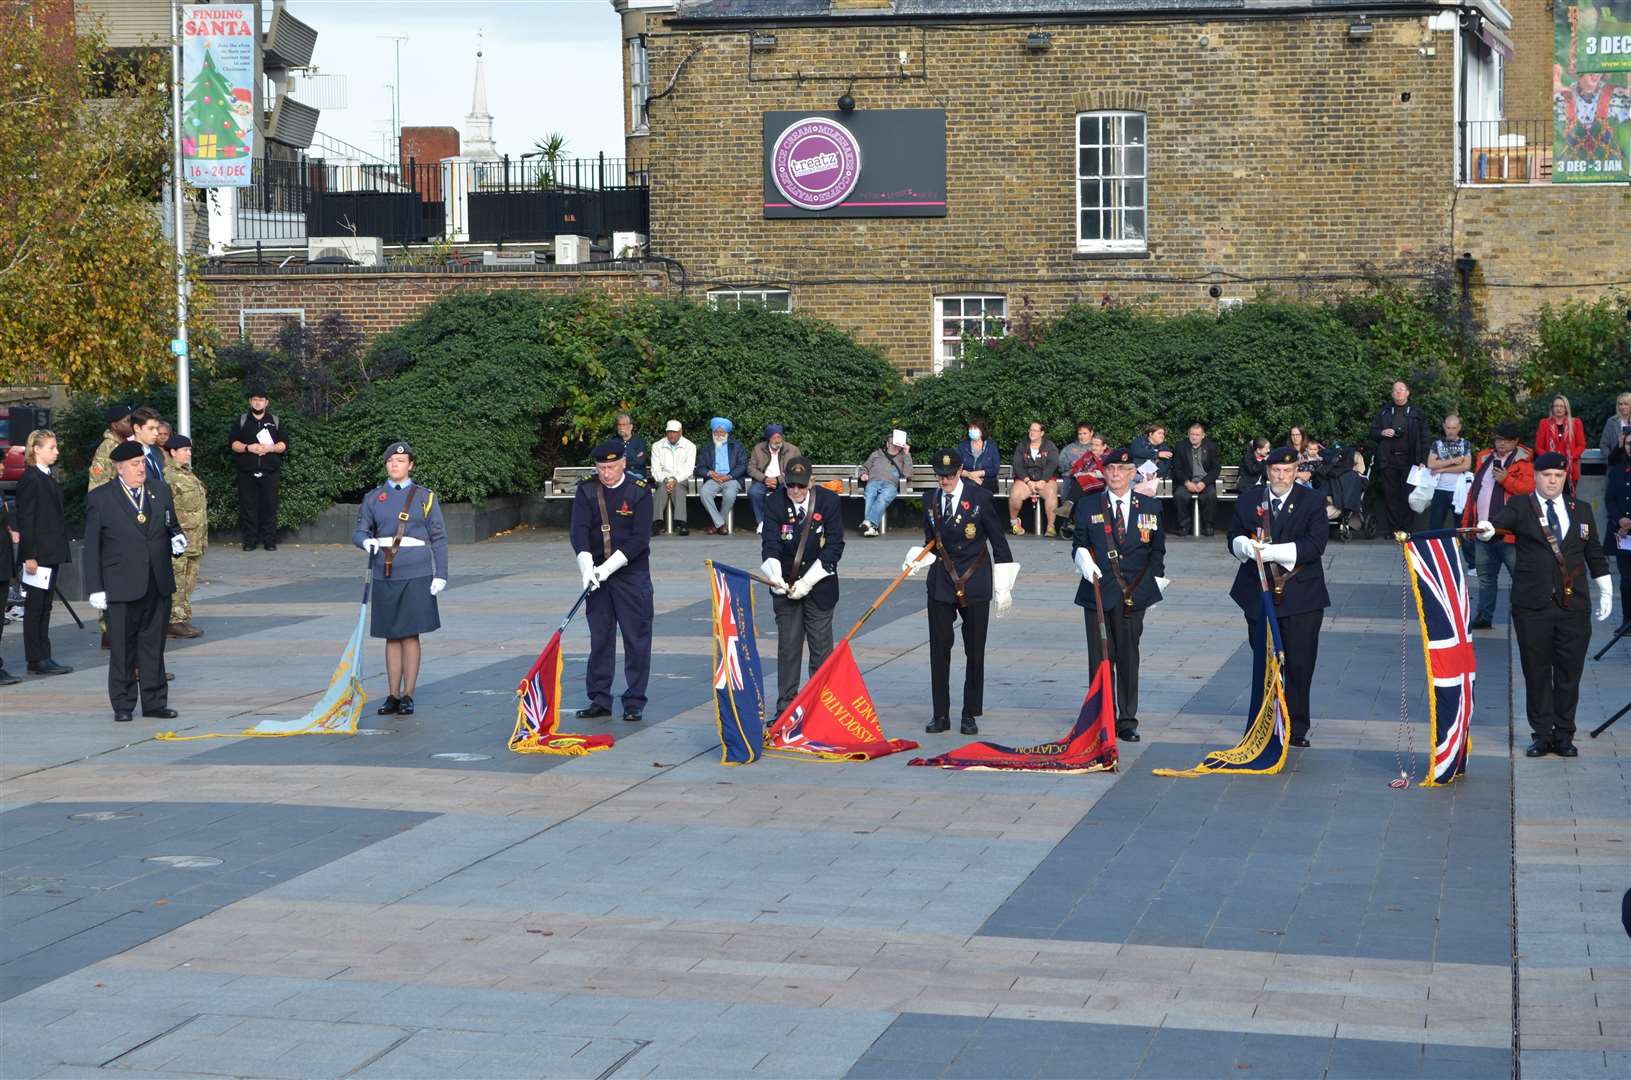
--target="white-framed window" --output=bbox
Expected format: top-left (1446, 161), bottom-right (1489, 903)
top-left (1076, 111), bottom-right (1147, 252)
top-left (628, 36), bottom-right (650, 133)
top-left (708, 288), bottom-right (792, 312)
top-left (934, 295), bottom-right (1006, 373)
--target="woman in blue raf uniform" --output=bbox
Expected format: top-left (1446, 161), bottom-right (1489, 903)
top-left (1225, 446), bottom-right (1329, 747)
top-left (572, 439), bottom-right (655, 723)
top-left (1071, 447), bottom-right (1165, 742)
top-left (759, 456), bottom-right (845, 716)
top-left (353, 441), bottom-right (448, 717)
top-left (904, 448), bottom-right (1018, 736)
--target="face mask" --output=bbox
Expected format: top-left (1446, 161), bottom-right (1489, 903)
top-left (968, 428), bottom-right (980, 441)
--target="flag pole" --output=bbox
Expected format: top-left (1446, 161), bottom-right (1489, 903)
top-left (558, 583), bottom-right (593, 632)
top-left (1090, 575), bottom-right (1115, 722)
top-left (841, 538), bottom-right (937, 643)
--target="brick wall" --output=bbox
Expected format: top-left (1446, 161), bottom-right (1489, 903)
top-left (1503, 0), bottom-right (1554, 121)
top-left (202, 268), bottom-right (670, 346)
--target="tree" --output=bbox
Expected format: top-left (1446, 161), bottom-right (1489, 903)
top-left (0, 4), bottom-right (211, 394)
top-left (181, 46), bottom-right (247, 160)
top-left (530, 132), bottom-right (569, 188)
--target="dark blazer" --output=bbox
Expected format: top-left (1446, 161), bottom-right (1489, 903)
top-left (1368, 402), bottom-right (1428, 465)
top-left (1605, 452), bottom-right (1631, 542)
top-left (761, 485), bottom-right (844, 609)
top-left (0, 498), bottom-right (13, 582)
top-left (16, 467), bottom-right (71, 567)
top-left (570, 476), bottom-right (653, 573)
top-left (613, 434), bottom-right (650, 478)
top-left (1238, 449), bottom-right (1268, 491)
top-left (1129, 435), bottom-right (1173, 478)
top-left (1227, 482), bottom-right (1330, 618)
top-left (83, 480), bottom-right (181, 601)
top-left (694, 437), bottom-right (748, 482)
top-left (1171, 439), bottom-right (1220, 487)
top-left (1489, 493), bottom-right (1609, 612)
top-left (1072, 490), bottom-right (1165, 612)
top-left (923, 482), bottom-right (1013, 604)
top-left (957, 439), bottom-right (1002, 493)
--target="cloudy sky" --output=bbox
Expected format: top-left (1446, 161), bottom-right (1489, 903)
top-left (292, 1), bottom-right (626, 163)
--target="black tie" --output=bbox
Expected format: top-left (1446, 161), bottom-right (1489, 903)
top-left (1273, 497), bottom-right (1284, 520)
top-left (1113, 499), bottom-right (1125, 544)
top-left (942, 493), bottom-right (952, 521)
top-left (1547, 499), bottom-right (1562, 539)
top-left (795, 504), bottom-right (805, 525)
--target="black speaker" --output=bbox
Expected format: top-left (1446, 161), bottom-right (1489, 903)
top-left (7, 405), bottom-right (50, 438)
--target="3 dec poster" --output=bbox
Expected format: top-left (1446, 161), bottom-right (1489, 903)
top-left (1554, 0), bottom-right (1631, 183)
top-left (181, 4), bottom-right (256, 188)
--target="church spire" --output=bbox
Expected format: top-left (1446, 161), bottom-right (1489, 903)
top-left (463, 30), bottom-right (499, 161)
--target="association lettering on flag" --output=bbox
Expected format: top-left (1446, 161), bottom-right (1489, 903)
top-left (709, 561), bottom-right (767, 765)
top-left (1402, 529), bottom-right (1475, 786)
top-left (509, 630), bottom-right (615, 757)
top-left (765, 640), bottom-right (918, 762)
top-left (910, 655), bottom-right (1117, 772)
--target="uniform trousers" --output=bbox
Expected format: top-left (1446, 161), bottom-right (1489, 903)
top-left (107, 570), bottom-right (170, 714)
top-left (1084, 604), bottom-right (1143, 732)
top-left (927, 598), bottom-right (990, 720)
top-left (22, 572), bottom-right (57, 664)
top-left (1512, 602), bottom-right (1591, 744)
top-left (170, 555), bottom-right (201, 623)
top-left (237, 471), bottom-right (279, 546)
top-left (771, 594), bottom-right (835, 715)
top-left (1245, 608), bottom-right (1323, 741)
top-left (585, 572), bottom-right (653, 713)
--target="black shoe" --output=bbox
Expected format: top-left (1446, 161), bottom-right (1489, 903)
top-left (675, 523), bottom-right (689, 536)
top-left (1468, 617), bottom-right (1493, 630)
top-left (0, 668), bottom-right (19, 686)
top-left (376, 695), bottom-right (400, 715)
top-left (1201, 528), bottom-right (1215, 537)
top-left (113, 711), bottom-right (132, 723)
top-left (578, 704), bottom-right (612, 719)
top-left (622, 710), bottom-right (643, 723)
top-left (243, 542), bottom-right (257, 551)
top-left (1290, 736), bottom-right (1311, 748)
top-left (1117, 728), bottom-right (1141, 743)
top-left (1525, 739), bottom-right (1550, 757)
top-left (925, 716), bottom-right (950, 733)
top-left (960, 717), bottom-right (979, 736)
top-left (264, 542), bottom-right (277, 551)
top-left (28, 660), bottom-right (73, 676)
top-left (652, 524), bottom-right (665, 538)
top-left (142, 707), bottom-right (179, 719)
top-left (1554, 742), bottom-right (1578, 758)
top-left (397, 695), bottom-right (414, 715)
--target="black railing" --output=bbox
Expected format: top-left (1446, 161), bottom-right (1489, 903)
top-left (1458, 118), bottom-right (1552, 184)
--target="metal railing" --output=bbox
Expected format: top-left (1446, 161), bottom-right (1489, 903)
top-left (1459, 118), bottom-right (1552, 184)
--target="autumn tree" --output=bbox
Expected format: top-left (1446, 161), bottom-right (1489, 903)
top-left (0, 1), bottom-right (211, 394)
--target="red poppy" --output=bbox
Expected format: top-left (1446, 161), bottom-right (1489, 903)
top-left (813, 513), bottom-right (823, 522)
top-left (377, 492), bottom-right (388, 502)
top-left (961, 501), bottom-right (971, 510)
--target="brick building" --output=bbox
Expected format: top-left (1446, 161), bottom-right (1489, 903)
top-left (615, 0), bottom-right (1627, 375)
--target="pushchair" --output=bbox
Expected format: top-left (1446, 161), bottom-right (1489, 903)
top-left (1320, 443), bottom-right (1375, 541)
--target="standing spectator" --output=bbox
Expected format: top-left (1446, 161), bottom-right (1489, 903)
top-left (649, 420), bottom-right (696, 536)
top-left (1239, 437), bottom-right (1271, 491)
top-left (1172, 422), bottom-right (1220, 536)
top-left (164, 436), bottom-right (207, 640)
top-left (0, 497), bottom-right (15, 684)
top-left (88, 403), bottom-right (135, 492)
top-left (1008, 422), bottom-right (1060, 536)
top-left (858, 429), bottom-right (912, 537)
top-left (16, 429), bottom-right (72, 676)
top-left (747, 425), bottom-right (801, 533)
top-left (611, 412), bottom-right (650, 482)
top-left (1602, 426), bottom-right (1631, 631)
top-left (1462, 422), bottom-right (1533, 630)
top-left (1599, 392), bottom-right (1631, 461)
top-left (1533, 395), bottom-right (1587, 494)
top-left (1368, 380), bottom-right (1428, 533)
top-left (229, 387), bottom-right (287, 551)
top-left (1425, 414), bottom-right (1473, 530)
top-left (695, 417), bottom-right (748, 535)
top-left (129, 407), bottom-right (166, 485)
top-left (957, 419), bottom-right (1000, 495)
top-left (1130, 423), bottom-right (1175, 479)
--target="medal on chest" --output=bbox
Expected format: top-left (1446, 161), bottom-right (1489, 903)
top-left (123, 484), bottom-right (147, 524)
top-left (964, 521), bottom-right (977, 540)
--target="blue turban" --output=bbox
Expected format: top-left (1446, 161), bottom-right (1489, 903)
top-left (709, 417), bottom-right (733, 433)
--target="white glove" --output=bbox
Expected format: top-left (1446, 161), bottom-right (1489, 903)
top-left (902, 545), bottom-right (936, 576)
top-left (1155, 576), bottom-right (1171, 595)
top-left (1475, 520), bottom-right (1496, 542)
top-left (394, 536), bottom-right (427, 548)
top-left (88, 591), bottom-right (108, 611)
top-left (170, 534), bottom-right (188, 556)
top-left (789, 562), bottom-right (830, 600)
top-left (429, 577), bottom-right (446, 596)
top-left (1260, 541), bottom-right (1299, 571)
top-left (1073, 547), bottom-right (1101, 583)
top-left (592, 550), bottom-right (628, 586)
top-left (576, 551), bottom-right (597, 591)
top-left (1596, 575), bottom-right (1613, 622)
top-left (1231, 535), bottom-right (1258, 562)
top-left (991, 562), bottom-right (1020, 618)
top-left (760, 558), bottom-right (788, 595)
top-left (361, 537), bottom-right (383, 554)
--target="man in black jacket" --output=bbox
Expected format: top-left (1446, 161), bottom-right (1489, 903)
top-left (1368, 380), bottom-right (1428, 534)
top-left (759, 458), bottom-right (845, 717)
top-left (84, 443), bottom-right (186, 723)
top-left (228, 386), bottom-right (287, 551)
top-left (1171, 423), bottom-right (1221, 536)
top-left (0, 498), bottom-right (16, 685)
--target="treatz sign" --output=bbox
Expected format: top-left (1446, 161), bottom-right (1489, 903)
top-left (762, 110), bottom-right (946, 218)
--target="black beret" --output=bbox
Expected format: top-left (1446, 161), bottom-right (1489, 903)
top-left (1101, 447), bottom-right (1134, 465)
top-left (246, 384), bottom-right (268, 398)
top-left (1532, 452), bottom-right (1568, 473)
top-left (165, 434), bottom-right (192, 451)
top-left (784, 457), bottom-right (813, 485)
top-left (931, 449), bottom-right (961, 477)
top-left (1494, 421), bottom-right (1522, 439)
top-left (105, 402), bottom-right (134, 424)
top-left (384, 441), bottom-right (414, 462)
top-left (590, 439), bottom-right (625, 463)
top-left (1266, 446), bottom-right (1299, 466)
top-left (110, 441), bottom-right (143, 462)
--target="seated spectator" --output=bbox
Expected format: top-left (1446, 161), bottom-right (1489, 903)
top-left (650, 420), bottom-right (696, 536)
top-left (1286, 424), bottom-right (1310, 461)
top-left (1058, 422), bottom-right (1096, 478)
top-left (613, 412), bottom-right (650, 482)
top-left (1008, 422), bottom-right (1061, 535)
top-left (958, 419), bottom-right (1000, 494)
top-left (1129, 423), bottom-right (1174, 479)
top-left (1058, 425), bottom-right (1100, 537)
top-left (695, 418), bottom-right (748, 534)
top-left (1425, 414), bottom-right (1473, 530)
top-left (748, 425), bottom-right (802, 532)
top-left (1295, 434), bottom-right (1325, 489)
top-left (1239, 437), bottom-right (1270, 491)
top-left (1172, 422), bottom-right (1220, 536)
top-left (858, 429), bottom-right (912, 537)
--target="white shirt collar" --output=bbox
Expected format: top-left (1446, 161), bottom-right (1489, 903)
top-left (35, 463), bottom-right (50, 475)
top-left (941, 481), bottom-right (964, 506)
top-left (790, 493), bottom-right (810, 514)
top-left (603, 475), bottom-right (626, 490)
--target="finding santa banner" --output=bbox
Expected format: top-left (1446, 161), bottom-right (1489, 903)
top-left (764, 640), bottom-right (919, 761)
top-left (182, 5), bottom-right (256, 188)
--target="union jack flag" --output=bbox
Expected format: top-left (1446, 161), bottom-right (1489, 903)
top-left (1403, 530), bottom-right (1475, 785)
top-left (708, 561), bottom-right (766, 765)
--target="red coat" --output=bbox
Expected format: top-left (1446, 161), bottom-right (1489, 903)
top-left (1533, 417), bottom-right (1586, 486)
top-left (1461, 446), bottom-right (1535, 543)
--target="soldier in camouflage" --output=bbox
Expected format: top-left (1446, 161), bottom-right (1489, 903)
top-left (164, 435), bottom-right (208, 639)
top-left (88, 403), bottom-right (135, 492)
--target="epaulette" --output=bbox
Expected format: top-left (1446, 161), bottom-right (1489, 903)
top-left (634, 478), bottom-right (648, 488)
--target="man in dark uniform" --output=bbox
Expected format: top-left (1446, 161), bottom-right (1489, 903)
top-left (1477, 452), bottom-right (1611, 757)
top-left (229, 386), bottom-right (288, 550)
top-left (760, 457), bottom-right (845, 716)
top-left (906, 449), bottom-right (1017, 736)
top-left (1368, 379), bottom-right (1428, 534)
top-left (572, 439), bottom-right (655, 723)
top-left (1072, 447), bottom-right (1165, 742)
top-left (1226, 447), bottom-right (1329, 747)
top-left (84, 442), bottom-right (186, 723)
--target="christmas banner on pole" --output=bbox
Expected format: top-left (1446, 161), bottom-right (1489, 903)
top-left (181, 5), bottom-right (257, 187)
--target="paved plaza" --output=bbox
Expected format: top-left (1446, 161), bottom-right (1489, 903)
top-left (1, 516), bottom-right (1626, 1079)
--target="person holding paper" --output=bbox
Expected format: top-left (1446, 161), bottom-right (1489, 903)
top-left (1604, 426), bottom-right (1631, 632)
top-left (1426, 415), bottom-right (1473, 531)
top-left (1369, 380), bottom-right (1428, 534)
top-left (858, 429), bottom-right (911, 537)
top-left (16, 429), bottom-right (72, 677)
top-left (229, 386), bottom-right (287, 551)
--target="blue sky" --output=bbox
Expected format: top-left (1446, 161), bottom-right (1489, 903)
top-left (295, 1), bottom-right (626, 162)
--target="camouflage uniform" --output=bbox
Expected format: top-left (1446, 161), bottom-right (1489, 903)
top-left (167, 464), bottom-right (208, 629)
top-left (87, 431), bottom-right (122, 491)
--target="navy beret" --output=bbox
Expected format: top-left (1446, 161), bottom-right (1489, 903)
top-left (931, 449), bottom-right (961, 476)
top-left (1266, 447), bottom-right (1299, 466)
top-left (110, 441), bottom-right (143, 462)
top-left (1101, 447), bottom-right (1135, 465)
top-left (165, 434), bottom-right (191, 451)
top-left (105, 402), bottom-right (134, 424)
top-left (1532, 452), bottom-right (1568, 473)
top-left (384, 441), bottom-right (414, 462)
top-left (591, 439), bottom-right (625, 463)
